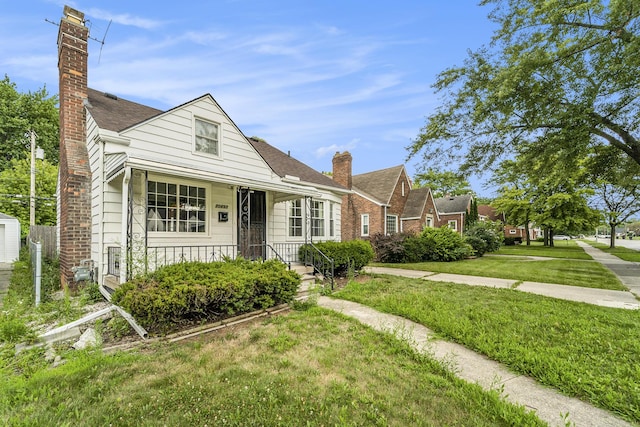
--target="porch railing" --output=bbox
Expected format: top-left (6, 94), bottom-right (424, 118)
top-left (304, 243), bottom-right (335, 290)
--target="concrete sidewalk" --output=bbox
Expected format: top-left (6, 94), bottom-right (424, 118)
top-left (317, 296), bottom-right (632, 427)
top-left (576, 240), bottom-right (640, 296)
top-left (0, 263), bottom-right (12, 308)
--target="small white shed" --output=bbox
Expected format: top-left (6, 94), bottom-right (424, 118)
top-left (0, 213), bottom-right (21, 263)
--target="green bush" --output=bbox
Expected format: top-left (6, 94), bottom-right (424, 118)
top-left (420, 227), bottom-right (472, 262)
top-left (299, 240), bottom-right (375, 276)
top-left (370, 233), bottom-right (410, 263)
top-left (464, 222), bottom-right (503, 256)
top-left (111, 259), bottom-right (300, 331)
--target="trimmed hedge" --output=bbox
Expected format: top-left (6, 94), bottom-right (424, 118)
top-left (111, 258), bottom-right (300, 331)
top-left (299, 240), bottom-right (375, 276)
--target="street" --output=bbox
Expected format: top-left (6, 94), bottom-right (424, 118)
top-left (588, 236), bottom-right (640, 251)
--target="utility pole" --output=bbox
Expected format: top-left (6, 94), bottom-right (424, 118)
top-left (29, 130), bottom-right (37, 226)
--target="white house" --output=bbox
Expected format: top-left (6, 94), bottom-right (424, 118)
top-left (0, 213), bottom-right (20, 263)
top-left (56, 6), bottom-right (347, 289)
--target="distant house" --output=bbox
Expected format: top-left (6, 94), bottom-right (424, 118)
top-left (0, 213), bottom-right (20, 263)
top-left (331, 152), bottom-right (438, 239)
top-left (478, 204), bottom-right (541, 241)
top-left (433, 194), bottom-right (473, 234)
top-left (55, 6), bottom-right (347, 288)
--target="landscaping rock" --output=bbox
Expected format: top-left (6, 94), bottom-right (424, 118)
top-left (73, 327), bottom-right (99, 350)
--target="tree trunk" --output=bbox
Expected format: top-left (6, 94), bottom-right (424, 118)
top-left (525, 214), bottom-right (531, 246)
top-left (548, 228), bottom-right (554, 247)
top-left (610, 223), bottom-right (616, 249)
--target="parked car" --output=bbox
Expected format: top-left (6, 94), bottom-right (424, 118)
top-left (553, 235), bottom-right (570, 240)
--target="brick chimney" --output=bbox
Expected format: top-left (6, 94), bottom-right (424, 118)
top-left (58, 5), bottom-right (92, 289)
top-left (332, 151), bottom-right (352, 189)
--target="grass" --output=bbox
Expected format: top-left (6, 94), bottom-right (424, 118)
top-left (583, 240), bottom-right (640, 262)
top-left (495, 240), bottom-right (592, 259)
top-left (334, 275), bottom-right (640, 423)
top-left (372, 255), bottom-right (625, 290)
top-left (0, 307), bottom-right (545, 426)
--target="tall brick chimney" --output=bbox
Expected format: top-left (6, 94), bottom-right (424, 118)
top-left (332, 151), bottom-right (352, 189)
top-left (58, 5), bottom-right (92, 289)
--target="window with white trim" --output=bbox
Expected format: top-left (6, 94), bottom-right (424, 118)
top-left (361, 214), bottom-right (369, 236)
top-left (426, 217), bottom-right (433, 228)
top-left (448, 220), bottom-right (457, 231)
top-left (386, 215), bottom-right (398, 235)
top-left (329, 202), bottom-right (335, 237)
top-left (289, 199), bottom-right (303, 237)
top-left (147, 180), bottom-right (206, 233)
top-left (312, 201), bottom-right (325, 237)
top-left (194, 118), bottom-right (220, 156)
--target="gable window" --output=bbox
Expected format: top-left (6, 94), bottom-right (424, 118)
top-left (426, 217), bottom-right (433, 228)
top-left (195, 118), bottom-right (220, 156)
top-left (147, 180), bottom-right (206, 233)
top-left (386, 215), bottom-right (398, 235)
top-left (312, 201), bottom-right (325, 237)
top-left (448, 220), bottom-right (457, 231)
top-left (361, 214), bottom-right (369, 237)
top-left (289, 199), bottom-right (303, 237)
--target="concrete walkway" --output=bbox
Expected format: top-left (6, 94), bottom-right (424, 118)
top-left (316, 245), bottom-right (640, 427)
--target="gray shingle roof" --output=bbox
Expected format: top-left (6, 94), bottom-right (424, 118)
top-left (434, 194), bottom-right (473, 214)
top-left (87, 88), bottom-right (162, 132)
top-left (401, 187), bottom-right (432, 219)
top-left (352, 165), bottom-right (404, 205)
top-left (247, 138), bottom-right (347, 191)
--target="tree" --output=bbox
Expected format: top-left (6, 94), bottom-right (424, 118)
top-left (408, 1), bottom-right (640, 175)
top-left (413, 168), bottom-right (471, 198)
top-left (0, 75), bottom-right (59, 171)
top-left (0, 156), bottom-right (58, 237)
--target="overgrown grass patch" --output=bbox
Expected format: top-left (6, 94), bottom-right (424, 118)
top-left (334, 275), bottom-right (640, 423)
top-left (372, 256), bottom-right (624, 290)
top-left (0, 308), bottom-right (544, 426)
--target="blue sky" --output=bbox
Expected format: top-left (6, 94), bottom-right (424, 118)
top-left (1, 1), bottom-right (497, 195)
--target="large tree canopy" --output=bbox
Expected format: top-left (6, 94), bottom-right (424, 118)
top-left (0, 75), bottom-right (59, 171)
top-left (413, 168), bottom-right (472, 198)
top-left (408, 0), bottom-right (640, 174)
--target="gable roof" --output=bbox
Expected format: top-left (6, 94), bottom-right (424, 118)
top-left (247, 138), bottom-right (347, 192)
top-left (352, 165), bottom-right (405, 205)
top-left (86, 89), bottom-right (344, 193)
top-left (401, 187), bottom-right (433, 219)
top-left (87, 88), bottom-right (162, 132)
top-left (435, 194), bottom-right (473, 214)
top-left (478, 204), bottom-right (504, 221)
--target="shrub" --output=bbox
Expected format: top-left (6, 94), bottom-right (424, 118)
top-left (464, 222), bottom-right (503, 256)
top-left (370, 232), bottom-right (410, 263)
top-left (299, 240), bottom-right (374, 276)
top-left (111, 259), bottom-right (300, 331)
top-left (420, 227), bottom-right (472, 262)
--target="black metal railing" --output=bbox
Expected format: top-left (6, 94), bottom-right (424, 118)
top-left (271, 242), bottom-right (305, 263)
top-left (304, 243), bottom-right (335, 289)
top-left (146, 245), bottom-right (239, 272)
top-left (108, 246), bottom-right (120, 276)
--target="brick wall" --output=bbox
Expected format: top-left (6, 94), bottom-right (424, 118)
top-left (57, 6), bottom-right (92, 288)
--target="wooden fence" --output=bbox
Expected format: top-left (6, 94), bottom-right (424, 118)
top-left (28, 225), bottom-right (57, 260)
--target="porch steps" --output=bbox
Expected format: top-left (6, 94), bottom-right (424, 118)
top-left (291, 263), bottom-right (318, 298)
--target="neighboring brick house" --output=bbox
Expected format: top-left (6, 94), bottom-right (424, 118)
top-left (332, 152), bottom-right (437, 240)
top-left (478, 205), bottom-right (541, 241)
top-left (433, 194), bottom-right (473, 234)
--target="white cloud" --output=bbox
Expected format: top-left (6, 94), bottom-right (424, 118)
top-left (314, 139), bottom-right (359, 158)
top-left (86, 8), bottom-right (163, 30)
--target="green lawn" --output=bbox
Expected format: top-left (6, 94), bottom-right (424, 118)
top-left (583, 240), bottom-right (640, 262)
top-left (371, 255), bottom-right (625, 290)
top-left (495, 240), bottom-right (592, 259)
top-left (334, 276), bottom-right (640, 424)
top-left (0, 307), bottom-right (544, 427)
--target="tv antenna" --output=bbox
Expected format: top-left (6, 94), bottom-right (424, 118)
top-left (44, 17), bottom-right (112, 63)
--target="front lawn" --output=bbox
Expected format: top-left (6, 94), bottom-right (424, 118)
top-left (371, 256), bottom-right (624, 290)
top-left (495, 240), bottom-right (592, 259)
top-left (334, 275), bottom-right (640, 423)
top-left (0, 307), bottom-right (544, 426)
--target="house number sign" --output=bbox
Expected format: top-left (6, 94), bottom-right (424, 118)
top-left (215, 204), bottom-right (229, 209)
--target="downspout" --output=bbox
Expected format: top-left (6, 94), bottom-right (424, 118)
top-left (97, 138), bottom-right (105, 285)
top-left (384, 205), bottom-right (388, 235)
top-left (119, 167), bottom-right (131, 284)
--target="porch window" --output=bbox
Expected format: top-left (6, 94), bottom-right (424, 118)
top-left (289, 199), bottom-right (303, 237)
top-left (329, 202), bottom-right (335, 237)
top-left (361, 214), bottom-right (369, 237)
top-left (312, 201), bottom-right (325, 237)
top-left (194, 118), bottom-right (220, 156)
top-left (386, 215), bottom-right (398, 235)
top-left (147, 180), bottom-right (206, 233)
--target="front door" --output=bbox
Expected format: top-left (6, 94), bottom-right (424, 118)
top-left (237, 189), bottom-right (266, 260)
